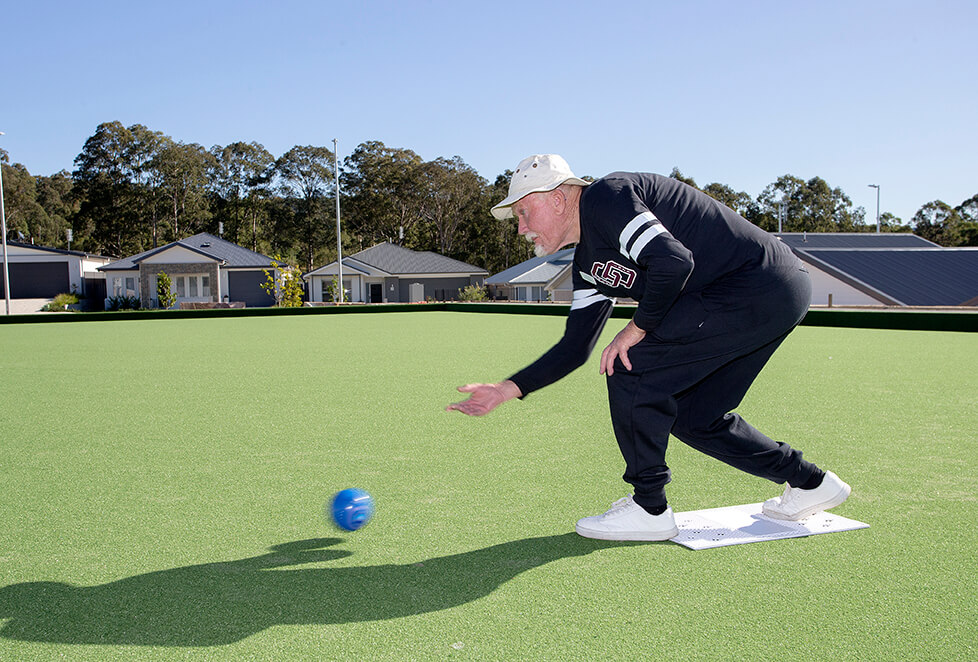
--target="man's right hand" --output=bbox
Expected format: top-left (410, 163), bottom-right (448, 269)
top-left (445, 380), bottom-right (522, 416)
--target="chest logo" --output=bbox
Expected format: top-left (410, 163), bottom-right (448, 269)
top-left (591, 261), bottom-right (636, 289)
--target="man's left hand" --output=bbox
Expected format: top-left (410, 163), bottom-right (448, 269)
top-left (600, 320), bottom-right (646, 376)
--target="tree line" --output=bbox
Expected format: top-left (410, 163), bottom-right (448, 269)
top-left (2, 121), bottom-right (976, 277)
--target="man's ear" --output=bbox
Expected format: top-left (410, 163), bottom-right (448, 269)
top-left (550, 188), bottom-right (567, 213)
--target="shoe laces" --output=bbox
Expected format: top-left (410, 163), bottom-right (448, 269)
top-left (778, 485), bottom-right (798, 506)
top-left (604, 496), bottom-right (636, 517)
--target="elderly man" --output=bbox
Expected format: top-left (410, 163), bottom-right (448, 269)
top-left (447, 154), bottom-right (850, 541)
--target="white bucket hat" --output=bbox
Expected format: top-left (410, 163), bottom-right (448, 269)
top-left (490, 154), bottom-right (589, 220)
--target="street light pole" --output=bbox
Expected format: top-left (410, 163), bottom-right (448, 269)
top-left (1, 131), bottom-right (11, 315)
top-left (868, 184), bottom-right (880, 233)
top-left (333, 138), bottom-right (343, 303)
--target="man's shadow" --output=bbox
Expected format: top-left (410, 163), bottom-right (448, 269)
top-left (0, 533), bottom-right (647, 647)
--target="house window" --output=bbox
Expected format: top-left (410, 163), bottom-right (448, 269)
top-left (112, 276), bottom-right (137, 297)
top-left (172, 274), bottom-right (210, 299)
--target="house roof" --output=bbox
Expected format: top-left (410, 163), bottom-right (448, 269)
top-left (99, 233), bottom-right (276, 271)
top-left (798, 248), bottom-right (978, 306)
top-left (775, 232), bottom-right (937, 249)
top-left (487, 248), bottom-right (576, 285)
top-left (6, 241), bottom-right (114, 260)
top-left (306, 242), bottom-right (487, 277)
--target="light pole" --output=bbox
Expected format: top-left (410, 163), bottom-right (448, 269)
top-left (1, 131), bottom-right (10, 315)
top-left (868, 184), bottom-right (880, 233)
top-left (332, 139), bottom-right (343, 303)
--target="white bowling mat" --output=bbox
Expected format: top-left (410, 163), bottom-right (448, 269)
top-left (671, 502), bottom-right (868, 550)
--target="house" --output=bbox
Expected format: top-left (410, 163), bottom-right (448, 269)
top-left (98, 233), bottom-right (279, 308)
top-left (304, 242), bottom-right (488, 303)
top-left (775, 233), bottom-right (978, 306)
top-left (0, 241), bottom-right (112, 301)
top-left (486, 248), bottom-right (575, 302)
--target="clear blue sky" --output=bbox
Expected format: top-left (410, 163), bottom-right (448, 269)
top-left (3, 0), bottom-right (976, 225)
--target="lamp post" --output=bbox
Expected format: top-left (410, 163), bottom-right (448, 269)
top-left (1, 131), bottom-right (10, 315)
top-left (332, 138), bottom-right (343, 303)
top-left (868, 184), bottom-right (880, 233)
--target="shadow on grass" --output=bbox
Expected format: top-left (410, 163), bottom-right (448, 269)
top-left (0, 533), bottom-right (648, 647)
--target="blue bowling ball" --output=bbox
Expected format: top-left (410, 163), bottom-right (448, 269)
top-left (330, 488), bottom-right (374, 531)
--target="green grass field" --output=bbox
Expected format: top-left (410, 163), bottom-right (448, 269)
top-left (1, 311), bottom-right (976, 660)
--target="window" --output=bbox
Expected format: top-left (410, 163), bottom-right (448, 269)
top-left (172, 274), bottom-right (211, 300)
top-left (112, 276), bottom-right (137, 297)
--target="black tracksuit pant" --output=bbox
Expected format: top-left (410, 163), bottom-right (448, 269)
top-left (606, 264), bottom-right (817, 510)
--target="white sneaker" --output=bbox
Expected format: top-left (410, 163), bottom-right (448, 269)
top-left (762, 471), bottom-right (851, 521)
top-left (575, 496), bottom-right (679, 541)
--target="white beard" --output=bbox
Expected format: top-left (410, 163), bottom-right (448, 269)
top-left (525, 232), bottom-right (551, 257)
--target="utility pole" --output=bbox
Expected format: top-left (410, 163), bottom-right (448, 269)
top-left (1, 131), bottom-right (10, 315)
top-left (868, 184), bottom-right (880, 233)
top-left (333, 139), bottom-right (343, 303)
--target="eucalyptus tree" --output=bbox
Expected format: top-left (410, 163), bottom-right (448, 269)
top-left (72, 121), bottom-right (165, 255)
top-left (0, 161), bottom-right (47, 243)
top-left (701, 182), bottom-right (758, 221)
top-left (414, 156), bottom-right (486, 257)
top-left (150, 141), bottom-right (214, 240)
top-left (274, 145), bottom-right (336, 272)
top-left (912, 200), bottom-right (964, 246)
top-left (756, 175), bottom-right (863, 233)
top-left (340, 141), bottom-right (426, 250)
top-left (208, 141), bottom-right (275, 250)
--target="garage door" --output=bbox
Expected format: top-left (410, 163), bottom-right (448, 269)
top-left (227, 270), bottom-right (275, 307)
top-left (0, 261), bottom-right (70, 298)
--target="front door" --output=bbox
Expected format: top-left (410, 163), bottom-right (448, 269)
top-left (370, 283), bottom-right (383, 303)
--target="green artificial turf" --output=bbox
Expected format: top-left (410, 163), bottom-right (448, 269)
top-left (1, 312), bottom-right (976, 660)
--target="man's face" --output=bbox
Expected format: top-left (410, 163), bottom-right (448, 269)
top-left (512, 190), bottom-right (568, 257)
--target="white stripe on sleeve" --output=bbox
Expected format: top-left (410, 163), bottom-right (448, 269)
top-left (628, 223), bottom-right (670, 261)
top-left (570, 288), bottom-right (612, 310)
top-left (619, 211), bottom-right (657, 257)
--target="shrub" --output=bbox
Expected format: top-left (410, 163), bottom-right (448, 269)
top-left (323, 277), bottom-right (351, 303)
top-left (107, 295), bottom-right (141, 311)
top-left (42, 293), bottom-right (80, 312)
top-left (156, 272), bottom-right (177, 309)
top-left (261, 259), bottom-right (305, 307)
top-left (458, 284), bottom-right (489, 302)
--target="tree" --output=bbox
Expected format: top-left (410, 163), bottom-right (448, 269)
top-left (341, 141), bottom-right (425, 250)
top-left (71, 121), bottom-right (165, 254)
top-left (35, 171), bottom-right (78, 247)
top-left (912, 200), bottom-right (964, 246)
top-left (209, 141), bottom-right (275, 250)
top-left (151, 140), bottom-right (214, 240)
top-left (954, 194), bottom-right (978, 246)
top-left (469, 170), bottom-right (533, 275)
top-left (274, 145), bottom-right (336, 273)
top-left (415, 156), bottom-right (486, 256)
top-left (756, 175), bottom-right (864, 233)
top-left (668, 167), bottom-right (698, 188)
top-left (701, 182), bottom-right (757, 219)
